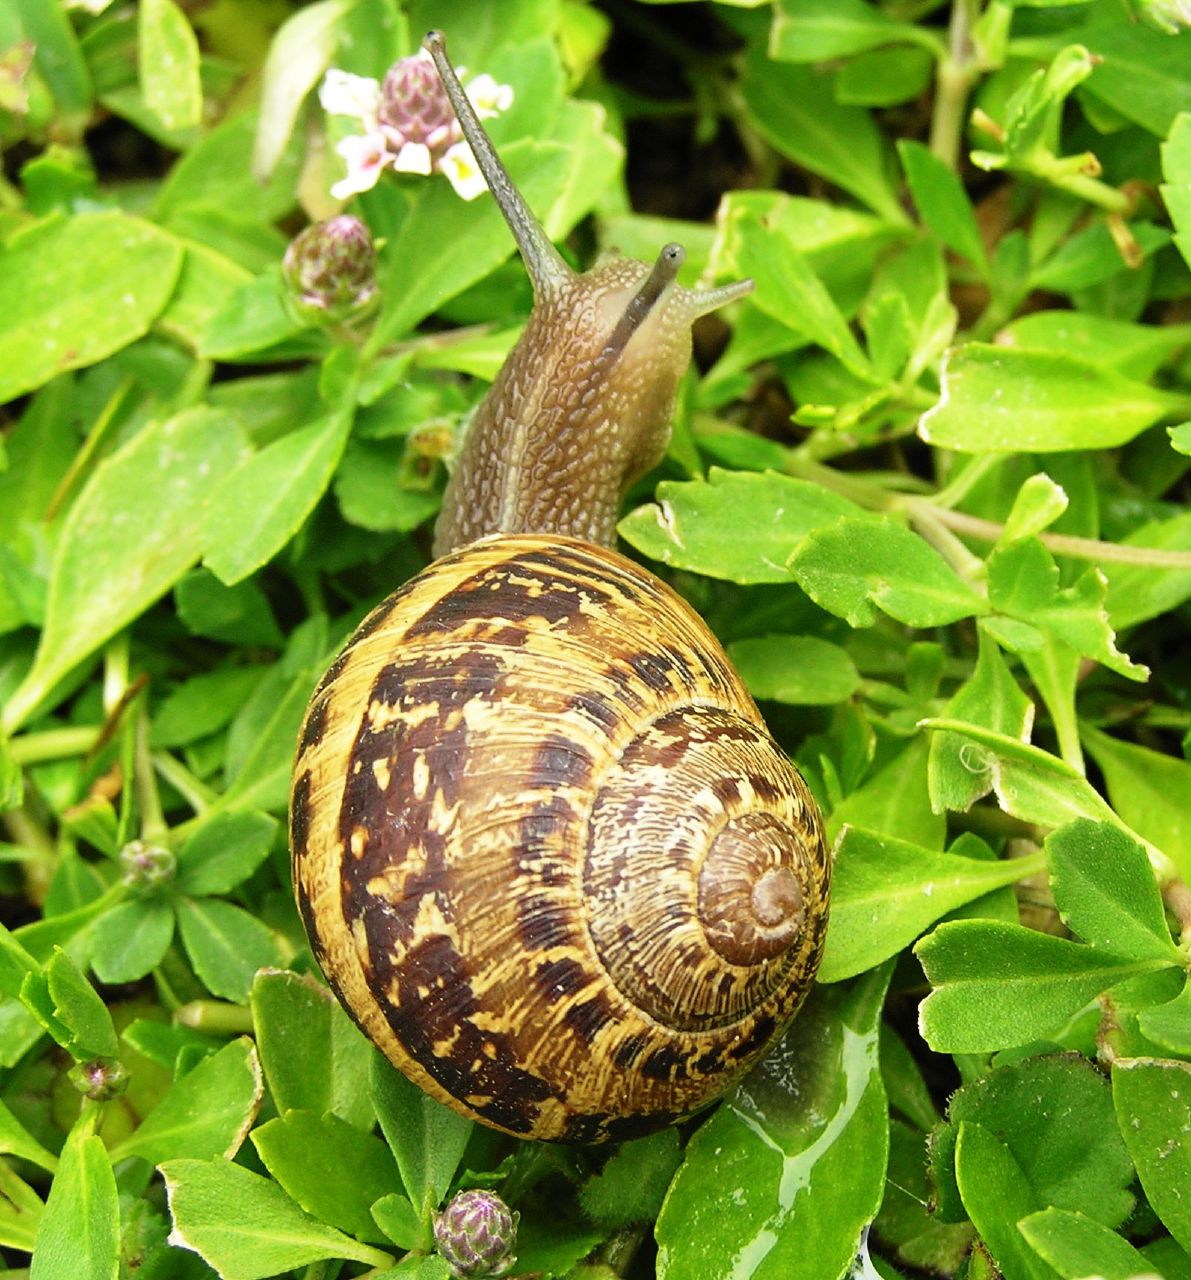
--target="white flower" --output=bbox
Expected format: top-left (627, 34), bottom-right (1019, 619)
top-left (391, 141), bottom-right (433, 176)
top-left (319, 70), bottom-right (381, 129)
top-left (437, 142), bottom-right (487, 202)
top-left (320, 56), bottom-right (513, 204)
top-left (465, 74), bottom-right (515, 119)
top-left (330, 132), bottom-right (390, 200)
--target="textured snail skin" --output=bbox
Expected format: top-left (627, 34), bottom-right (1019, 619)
top-left (291, 536), bottom-right (830, 1142)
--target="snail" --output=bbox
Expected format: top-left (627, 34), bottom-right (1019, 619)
top-left (289, 31), bottom-right (830, 1144)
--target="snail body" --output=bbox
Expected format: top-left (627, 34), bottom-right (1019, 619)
top-left (290, 33), bottom-right (830, 1142)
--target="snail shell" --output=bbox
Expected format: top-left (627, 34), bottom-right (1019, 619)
top-left (291, 535), bottom-right (830, 1143)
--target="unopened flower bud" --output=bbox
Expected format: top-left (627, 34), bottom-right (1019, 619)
top-left (70, 1056), bottom-right (128, 1101)
top-left (281, 215), bottom-right (379, 327)
top-left (119, 840), bottom-right (174, 893)
top-left (434, 1189), bottom-right (519, 1278)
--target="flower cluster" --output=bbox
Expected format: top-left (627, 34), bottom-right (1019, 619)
top-left (320, 50), bottom-right (513, 202)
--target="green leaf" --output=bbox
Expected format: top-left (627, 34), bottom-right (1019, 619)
top-left (1080, 20), bottom-right (1191, 136)
top-left (940, 1056), bottom-right (1135, 1232)
top-left (828, 736), bottom-right (946, 849)
top-left (928, 633), bottom-right (1035, 814)
top-left (3, 407), bottom-right (250, 734)
top-left (110, 1038), bottom-right (262, 1166)
top-left (1030, 221), bottom-right (1169, 295)
top-left (723, 202), bottom-right (875, 381)
top-left (219, 625), bottom-right (327, 814)
top-left (579, 1130), bottom-right (682, 1229)
top-left (770, 0), bottom-right (928, 61)
top-left (1001, 474), bottom-right (1069, 545)
top-left (656, 965), bottom-right (891, 1280)
top-left (138, 0), bottom-right (202, 131)
top-left (820, 828), bottom-right (1047, 984)
top-left (0, 212), bottom-right (183, 403)
top-left (727, 635), bottom-right (859, 706)
top-left (14, 0), bottom-right (92, 118)
top-left (619, 469), bottom-right (861, 583)
top-left (250, 969), bottom-right (374, 1130)
top-left (203, 406), bottom-right (354, 586)
top-left (176, 898), bottom-right (281, 1003)
top-left (0, 920), bottom-right (41, 999)
top-left (740, 44), bottom-right (905, 224)
top-left (333, 438), bottom-right (440, 534)
top-left (44, 948), bottom-right (119, 1060)
top-left (987, 540), bottom-right (1146, 681)
top-left (0, 1096), bottom-right (57, 1172)
top-left (1138, 979), bottom-right (1191, 1056)
top-left (160, 1158), bottom-right (392, 1279)
top-left (954, 1122), bottom-right (1058, 1280)
top-left (1001, 311), bottom-right (1191, 381)
top-left (836, 45), bottom-right (933, 107)
top-left (252, 0), bottom-right (357, 181)
top-left (175, 571), bottom-right (284, 648)
top-left (199, 268), bottom-right (314, 361)
top-left (1082, 725), bottom-right (1191, 882)
top-left (371, 1053), bottom-right (473, 1212)
top-left (176, 811), bottom-right (277, 897)
top-left (150, 667), bottom-right (265, 749)
top-left (1162, 113), bottom-right (1191, 271)
top-left (1021, 1207), bottom-right (1163, 1280)
top-left (916, 921), bottom-right (1173, 1053)
top-left (157, 110), bottom-right (299, 225)
top-left (29, 1114), bottom-right (117, 1280)
top-left (89, 898), bottom-right (175, 985)
top-left (898, 140), bottom-right (988, 273)
top-left (1112, 1058), bottom-right (1191, 1252)
top-left (0, 1151), bottom-right (42, 1250)
top-left (920, 344), bottom-right (1184, 453)
top-left (787, 515), bottom-right (986, 628)
top-left (1102, 510), bottom-right (1191, 630)
top-left (920, 720), bottom-right (1123, 834)
top-left (251, 1110), bottom-right (400, 1244)
top-left (370, 1193), bottom-right (427, 1252)
top-left (1047, 820), bottom-right (1180, 964)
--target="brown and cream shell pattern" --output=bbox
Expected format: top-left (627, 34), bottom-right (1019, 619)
top-left (291, 534), bottom-right (830, 1143)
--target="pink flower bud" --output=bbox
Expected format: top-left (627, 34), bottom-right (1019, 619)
top-left (282, 215), bottom-right (379, 326)
top-left (433, 1189), bottom-right (519, 1278)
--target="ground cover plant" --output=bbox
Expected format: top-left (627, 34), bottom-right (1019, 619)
top-left (1, 0), bottom-right (1190, 1277)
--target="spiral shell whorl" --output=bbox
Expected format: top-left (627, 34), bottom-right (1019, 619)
top-left (586, 705), bottom-right (823, 1032)
top-left (291, 536), bottom-right (829, 1142)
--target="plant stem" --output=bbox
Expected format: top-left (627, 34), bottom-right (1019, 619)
top-left (598, 1225), bottom-right (648, 1276)
top-left (2, 808), bottom-right (57, 907)
top-left (152, 751), bottom-right (218, 817)
top-left (918, 505), bottom-right (1191, 569)
top-left (929, 0), bottom-right (981, 168)
top-left (8, 727), bottom-right (102, 765)
top-left (175, 1000), bottom-right (255, 1034)
top-left (787, 455), bottom-right (1191, 571)
top-left (909, 505), bottom-right (988, 584)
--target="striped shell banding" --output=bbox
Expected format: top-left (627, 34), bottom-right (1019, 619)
top-left (292, 536), bottom-right (830, 1142)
